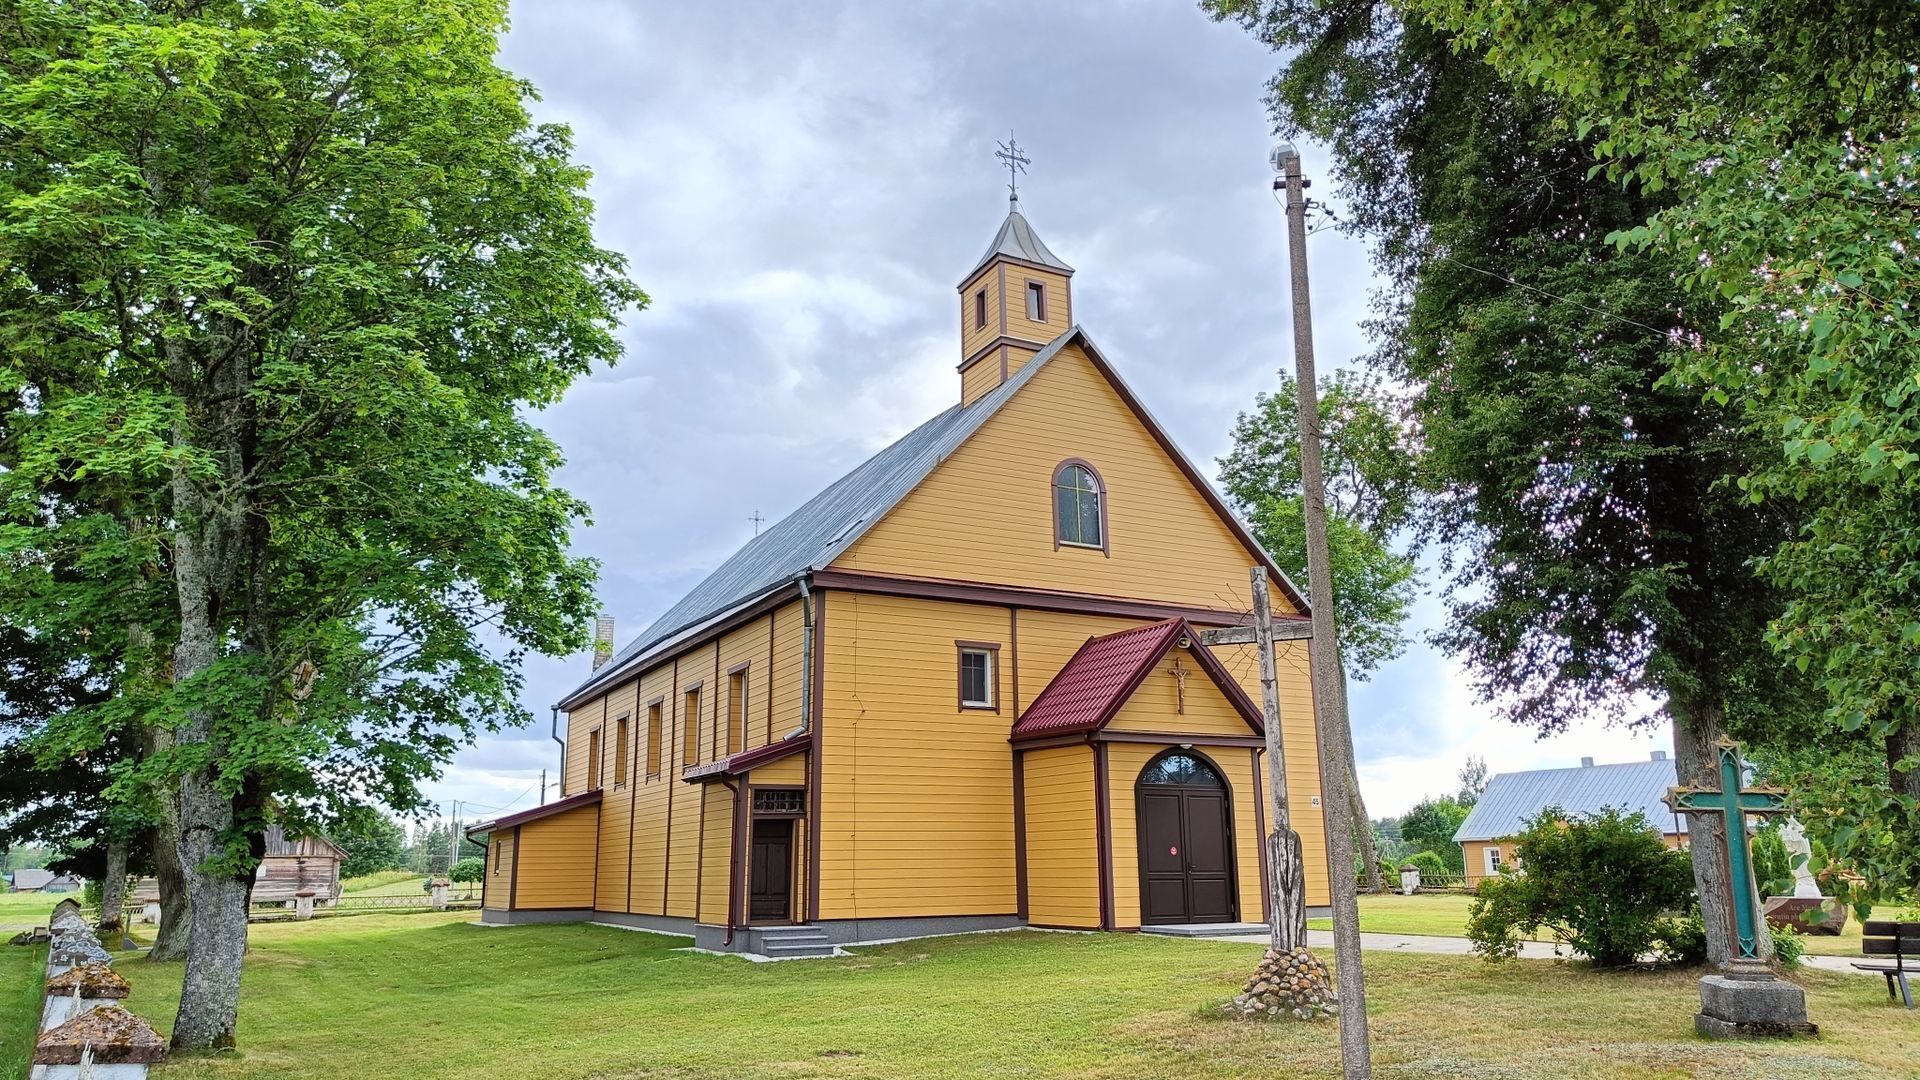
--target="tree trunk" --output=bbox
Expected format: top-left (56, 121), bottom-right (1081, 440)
top-left (150, 822), bottom-right (192, 961)
top-left (1888, 724), bottom-right (1920, 804)
top-left (165, 329), bottom-right (253, 1051)
top-left (99, 838), bottom-right (128, 938)
top-left (1672, 704), bottom-right (1773, 968)
top-left (1351, 773), bottom-right (1384, 893)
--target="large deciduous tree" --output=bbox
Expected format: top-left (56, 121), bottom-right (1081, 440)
top-left (0, 0), bottom-right (642, 1049)
top-left (1395, 0), bottom-right (1920, 903)
top-left (1208, 0), bottom-right (1807, 963)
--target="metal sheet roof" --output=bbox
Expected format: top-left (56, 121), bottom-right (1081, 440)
top-left (961, 199), bottom-right (1073, 284)
top-left (1010, 618), bottom-right (1263, 741)
top-left (561, 327), bottom-right (1085, 706)
top-left (1452, 757), bottom-right (1688, 842)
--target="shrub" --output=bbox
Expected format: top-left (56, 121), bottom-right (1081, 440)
top-left (1770, 924), bottom-right (1805, 968)
top-left (1751, 825), bottom-right (1794, 898)
top-left (1466, 806), bottom-right (1696, 967)
top-left (1403, 851), bottom-right (1452, 882)
top-left (450, 857), bottom-right (485, 884)
top-left (1655, 912), bottom-right (1709, 967)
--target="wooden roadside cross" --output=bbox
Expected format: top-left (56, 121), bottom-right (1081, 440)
top-left (1664, 737), bottom-right (1789, 967)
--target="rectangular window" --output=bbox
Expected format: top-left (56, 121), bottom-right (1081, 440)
top-left (646, 701), bottom-right (663, 779)
top-left (1486, 847), bottom-right (1502, 875)
top-left (587, 727), bottom-right (603, 790)
top-left (727, 669), bottom-right (747, 756)
top-left (682, 688), bottom-right (701, 765)
top-left (613, 715), bottom-right (629, 787)
top-left (1026, 281), bottom-right (1045, 321)
top-left (753, 789), bottom-right (805, 815)
top-left (491, 839), bottom-right (502, 876)
top-left (958, 645), bottom-right (996, 709)
top-left (974, 289), bottom-right (987, 329)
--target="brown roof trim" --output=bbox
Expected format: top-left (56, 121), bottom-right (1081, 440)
top-left (958, 254), bottom-right (1074, 293)
top-left (557, 580), bottom-right (803, 711)
top-left (808, 568), bottom-right (1285, 629)
top-left (959, 334), bottom-right (1052, 374)
top-left (466, 789), bottom-right (603, 837)
top-left (681, 734), bottom-right (810, 784)
top-left (1071, 334), bottom-right (1310, 614)
top-left (1093, 731), bottom-right (1267, 749)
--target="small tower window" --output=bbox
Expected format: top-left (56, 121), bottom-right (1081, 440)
top-left (1053, 461), bottom-right (1105, 550)
top-left (975, 289), bottom-right (987, 330)
top-left (1026, 281), bottom-right (1046, 321)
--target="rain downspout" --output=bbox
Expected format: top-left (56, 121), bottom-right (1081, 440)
top-left (550, 706), bottom-right (565, 796)
top-left (798, 576), bottom-right (814, 733)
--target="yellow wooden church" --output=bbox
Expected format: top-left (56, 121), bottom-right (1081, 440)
top-left (470, 193), bottom-right (1332, 955)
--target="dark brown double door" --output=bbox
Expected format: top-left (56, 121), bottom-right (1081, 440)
top-left (749, 819), bottom-right (793, 922)
top-left (1138, 770), bottom-right (1235, 925)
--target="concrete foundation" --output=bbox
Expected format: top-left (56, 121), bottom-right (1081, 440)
top-left (1694, 974), bottom-right (1817, 1038)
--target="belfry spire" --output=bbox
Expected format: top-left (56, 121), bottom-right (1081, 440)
top-left (956, 137), bottom-right (1075, 406)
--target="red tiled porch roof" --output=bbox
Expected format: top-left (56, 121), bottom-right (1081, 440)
top-left (1010, 618), bottom-right (1264, 742)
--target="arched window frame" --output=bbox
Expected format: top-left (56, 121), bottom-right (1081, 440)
top-left (1051, 458), bottom-right (1110, 556)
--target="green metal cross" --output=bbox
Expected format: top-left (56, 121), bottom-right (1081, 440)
top-left (1664, 737), bottom-right (1789, 962)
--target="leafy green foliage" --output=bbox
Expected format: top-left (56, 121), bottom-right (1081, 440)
top-left (1769, 924), bottom-right (1806, 969)
top-left (1219, 372), bottom-right (1418, 678)
top-left (1751, 825), bottom-right (1794, 900)
top-left (1396, 0), bottom-right (1920, 902)
top-left (1398, 796), bottom-right (1469, 872)
top-left (449, 857), bottom-right (484, 884)
top-left (1466, 808), bottom-right (1697, 967)
top-left (337, 813), bottom-right (407, 880)
top-left (1402, 850), bottom-right (1452, 882)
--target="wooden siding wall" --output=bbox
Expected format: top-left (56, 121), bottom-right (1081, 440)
top-left (819, 592), bottom-right (1017, 919)
top-left (551, 599), bottom-right (807, 922)
top-left (1105, 741), bottom-right (1264, 928)
top-left (513, 806), bottom-right (598, 909)
top-left (483, 830), bottom-right (515, 910)
top-left (1002, 268), bottom-right (1070, 355)
top-left (959, 266), bottom-right (1005, 364)
top-left (836, 342), bottom-right (1305, 616)
top-left (1021, 745), bottom-right (1098, 928)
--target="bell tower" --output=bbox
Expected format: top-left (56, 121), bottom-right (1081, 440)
top-left (958, 138), bottom-right (1073, 406)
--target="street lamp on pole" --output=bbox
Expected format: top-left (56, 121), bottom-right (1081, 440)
top-left (1272, 140), bottom-right (1374, 1078)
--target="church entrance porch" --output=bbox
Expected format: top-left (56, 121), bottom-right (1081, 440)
top-left (1137, 750), bottom-right (1237, 925)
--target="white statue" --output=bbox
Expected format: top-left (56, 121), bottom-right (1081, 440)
top-left (1779, 817), bottom-right (1823, 899)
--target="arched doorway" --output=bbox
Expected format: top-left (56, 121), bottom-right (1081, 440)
top-left (1136, 750), bottom-right (1236, 924)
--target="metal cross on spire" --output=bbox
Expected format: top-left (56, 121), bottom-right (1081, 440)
top-left (995, 132), bottom-right (1030, 203)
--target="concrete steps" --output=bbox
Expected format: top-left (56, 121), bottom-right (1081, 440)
top-left (1139, 922), bottom-right (1271, 938)
top-left (756, 925), bottom-right (836, 959)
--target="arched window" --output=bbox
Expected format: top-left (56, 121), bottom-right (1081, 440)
top-left (1139, 751), bottom-right (1225, 788)
top-left (1053, 460), bottom-right (1105, 550)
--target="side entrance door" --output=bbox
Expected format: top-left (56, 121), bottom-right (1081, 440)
top-left (1137, 752), bottom-right (1235, 924)
top-left (749, 819), bottom-right (793, 922)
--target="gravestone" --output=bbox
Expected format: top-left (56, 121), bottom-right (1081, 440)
top-left (1666, 738), bottom-right (1817, 1038)
top-left (1763, 818), bottom-right (1848, 936)
top-left (31, 1003), bottom-right (166, 1079)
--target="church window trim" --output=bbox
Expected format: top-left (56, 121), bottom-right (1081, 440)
top-left (956, 642), bottom-right (999, 711)
top-left (975, 288), bottom-right (987, 330)
top-left (1052, 459), bottom-right (1109, 555)
top-left (1025, 279), bottom-right (1047, 322)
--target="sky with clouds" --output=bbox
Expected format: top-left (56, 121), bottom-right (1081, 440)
top-left (423, 0), bottom-right (1667, 828)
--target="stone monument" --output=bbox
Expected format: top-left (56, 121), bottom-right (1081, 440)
top-left (1666, 737), bottom-right (1817, 1038)
top-left (1762, 818), bottom-right (1848, 936)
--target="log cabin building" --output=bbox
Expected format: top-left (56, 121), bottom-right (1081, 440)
top-left (468, 194), bottom-right (1333, 955)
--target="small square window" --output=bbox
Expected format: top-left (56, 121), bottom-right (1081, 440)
top-left (958, 646), bottom-right (995, 709)
top-left (1026, 281), bottom-right (1046, 321)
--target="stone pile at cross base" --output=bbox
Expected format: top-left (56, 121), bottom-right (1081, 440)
top-left (1233, 946), bottom-right (1337, 1020)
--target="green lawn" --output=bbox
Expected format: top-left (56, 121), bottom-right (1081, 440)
top-left (338, 871), bottom-right (422, 895)
top-left (0, 939), bottom-right (45, 1079)
top-left (0, 891), bottom-right (61, 934)
top-left (1310, 892), bottom-right (1903, 957)
top-left (41, 912), bottom-right (1913, 1079)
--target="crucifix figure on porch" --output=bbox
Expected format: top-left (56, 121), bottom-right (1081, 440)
top-left (1664, 736), bottom-right (1816, 1038)
top-left (1168, 656), bottom-right (1189, 714)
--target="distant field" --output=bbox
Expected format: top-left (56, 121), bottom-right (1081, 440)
top-left (339, 870), bottom-right (420, 894)
top-left (0, 890), bottom-right (61, 933)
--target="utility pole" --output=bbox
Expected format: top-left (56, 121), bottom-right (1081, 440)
top-left (446, 800), bottom-right (460, 874)
top-left (540, 769), bottom-right (548, 806)
top-left (1273, 139), bottom-right (1373, 1077)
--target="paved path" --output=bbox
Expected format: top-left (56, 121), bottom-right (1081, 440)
top-left (1202, 928), bottom-right (1870, 976)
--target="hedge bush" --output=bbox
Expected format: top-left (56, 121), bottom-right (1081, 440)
top-left (1466, 806), bottom-right (1697, 967)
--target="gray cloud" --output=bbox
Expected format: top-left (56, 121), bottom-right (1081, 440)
top-left (422, 0), bottom-right (1640, 824)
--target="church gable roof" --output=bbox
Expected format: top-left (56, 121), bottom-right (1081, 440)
top-left (1011, 618), bottom-right (1263, 741)
top-left (563, 325), bottom-right (1307, 710)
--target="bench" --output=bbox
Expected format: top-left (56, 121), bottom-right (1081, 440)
top-left (1855, 920), bottom-right (1919, 1009)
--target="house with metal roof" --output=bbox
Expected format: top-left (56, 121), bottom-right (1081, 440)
top-left (467, 190), bottom-right (1330, 955)
top-left (1453, 753), bottom-right (1688, 885)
